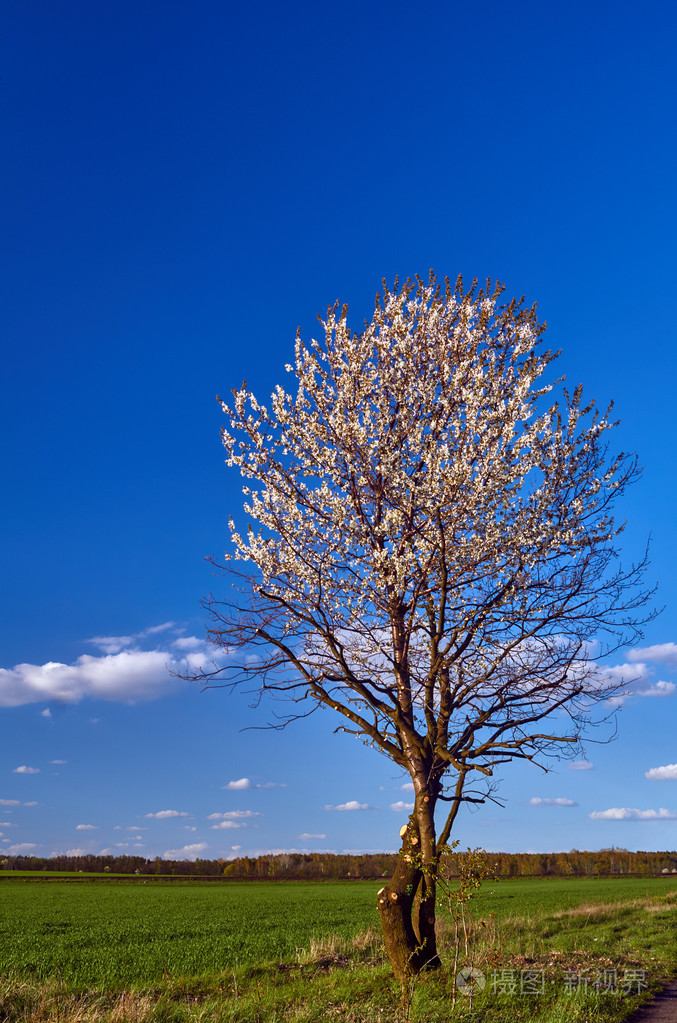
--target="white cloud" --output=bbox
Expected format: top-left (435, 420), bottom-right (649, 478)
top-left (601, 661), bottom-right (651, 684)
top-left (645, 764), bottom-right (677, 781)
top-left (298, 833), bottom-right (326, 840)
top-left (0, 822), bottom-right (16, 827)
top-left (87, 635), bottom-right (135, 655)
top-left (636, 681), bottom-right (676, 698)
top-left (324, 801), bottom-right (370, 811)
top-left (163, 843), bottom-right (208, 861)
top-left (23, 801), bottom-right (39, 807)
top-left (627, 643), bottom-right (677, 667)
top-left (13, 766), bottom-right (39, 774)
top-left (126, 826), bottom-right (146, 831)
top-left (220, 778), bottom-right (285, 790)
top-left (231, 845), bottom-right (241, 851)
top-left (49, 760), bottom-right (67, 765)
top-left (568, 761), bottom-right (594, 771)
top-left (144, 810), bottom-right (189, 819)
top-left (400, 782), bottom-right (415, 791)
top-left (64, 847), bottom-right (87, 856)
top-left (589, 807), bottom-right (677, 821)
top-left (572, 657), bottom-right (677, 707)
top-left (0, 655), bottom-right (141, 705)
top-left (183, 825), bottom-right (197, 832)
top-left (7, 842), bottom-right (37, 854)
top-left (143, 622), bottom-right (176, 637)
top-left (41, 708), bottom-right (51, 718)
top-left (0, 629), bottom-right (228, 708)
top-left (172, 636), bottom-right (205, 651)
top-left (593, 661), bottom-right (653, 705)
top-left (579, 658), bottom-right (675, 706)
top-left (86, 623), bottom-right (177, 655)
top-left (0, 800), bottom-right (20, 806)
top-left (0, 652), bottom-right (179, 707)
top-left (207, 810), bottom-right (260, 820)
top-left (211, 821), bottom-right (244, 830)
top-left (75, 824), bottom-right (98, 830)
top-left (529, 797), bottom-right (578, 807)
top-left (390, 801), bottom-right (415, 812)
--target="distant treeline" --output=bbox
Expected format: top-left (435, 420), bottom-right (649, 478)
top-left (3, 848), bottom-right (677, 879)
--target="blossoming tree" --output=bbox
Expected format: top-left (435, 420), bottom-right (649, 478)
top-left (196, 274), bottom-right (652, 985)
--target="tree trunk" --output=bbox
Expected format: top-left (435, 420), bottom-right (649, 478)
top-left (414, 869), bottom-right (439, 968)
top-left (377, 851), bottom-right (423, 989)
top-left (414, 794), bottom-right (441, 969)
top-left (377, 814), bottom-right (440, 990)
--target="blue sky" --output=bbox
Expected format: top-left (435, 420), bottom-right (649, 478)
top-left (2, 0), bottom-right (677, 862)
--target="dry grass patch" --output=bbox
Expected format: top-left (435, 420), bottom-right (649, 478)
top-left (294, 927), bottom-right (385, 970)
top-left (550, 894), bottom-right (675, 921)
top-left (551, 900), bottom-right (617, 919)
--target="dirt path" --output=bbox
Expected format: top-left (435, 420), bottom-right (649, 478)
top-left (626, 981), bottom-right (677, 1022)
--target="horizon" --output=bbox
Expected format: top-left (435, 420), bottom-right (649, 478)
top-left (6, 846), bottom-right (677, 864)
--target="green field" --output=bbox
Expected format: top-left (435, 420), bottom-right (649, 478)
top-left (1, 876), bottom-right (676, 1021)
top-left (0, 879), bottom-right (383, 985)
top-left (2, 876), bottom-right (676, 986)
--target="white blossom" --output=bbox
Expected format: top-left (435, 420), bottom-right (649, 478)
top-left (203, 273), bottom-right (652, 831)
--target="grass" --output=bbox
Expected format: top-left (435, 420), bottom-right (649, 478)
top-left (1, 877), bottom-right (676, 1021)
top-left (0, 881), bottom-right (383, 985)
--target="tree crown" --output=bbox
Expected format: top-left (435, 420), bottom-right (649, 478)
top-left (204, 274), bottom-right (653, 801)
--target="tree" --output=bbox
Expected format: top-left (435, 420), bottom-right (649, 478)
top-left (194, 273), bottom-right (653, 987)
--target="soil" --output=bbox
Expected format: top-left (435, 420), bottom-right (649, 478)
top-left (625, 980), bottom-right (677, 1022)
